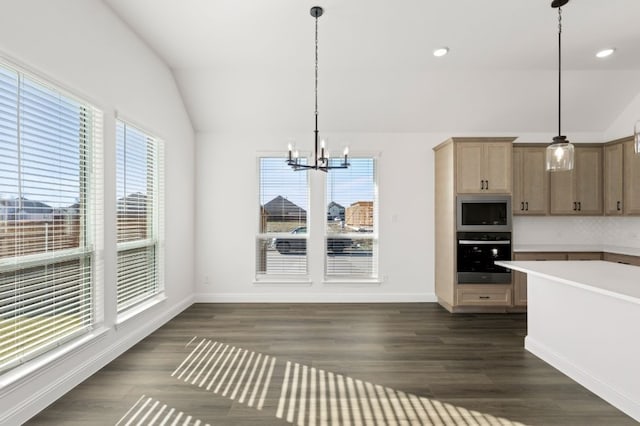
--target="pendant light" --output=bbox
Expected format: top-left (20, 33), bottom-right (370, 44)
top-left (546, 0), bottom-right (575, 171)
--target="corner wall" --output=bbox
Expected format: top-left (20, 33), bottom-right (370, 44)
top-left (0, 1), bottom-right (195, 424)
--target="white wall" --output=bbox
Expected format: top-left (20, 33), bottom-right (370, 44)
top-left (605, 90), bottom-right (640, 141)
top-left (0, 1), bottom-right (195, 424)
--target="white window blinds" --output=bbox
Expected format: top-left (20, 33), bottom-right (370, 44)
top-left (256, 157), bottom-right (308, 278)
top-left (0, 63), bottom-right (102, 373)
top-left (325, 157), bottom-right (378, 279)
top-left (116, 120), bottom-right (163, 313)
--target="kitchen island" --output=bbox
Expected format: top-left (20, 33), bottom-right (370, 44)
top-left (496, 260), bottom-right (640, 422)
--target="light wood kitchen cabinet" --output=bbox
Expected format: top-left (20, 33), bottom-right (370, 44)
top-left (566, 252), bottom-right (602, 260)
top-left (433, 137), bottom-right (516, 313)
top-left (603, 138), bottom-right (640, 216)
top-left (604, 142), bottom-right (624, 215)
top-left (513, 146), bottom-right (548, 215)
top-left (456, 140), bottom-right (512, 194)
top-left (512, 252), bottom-right (567, 306)
top-left (623, 140), bottom-right (640, 215)
top-left (550, 146), bottom-right (602, 215)
top-left (603, 252), bottom-right (640, 267)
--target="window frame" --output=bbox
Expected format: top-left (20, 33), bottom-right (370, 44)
top-left (255, 153), bottom-right (311, 282)
top-left (115, 119), bottom-right (164, 317)
top-left (0, 60), bottom-right (103, 374)
top-left (324, 155), bottom-right (379, 281)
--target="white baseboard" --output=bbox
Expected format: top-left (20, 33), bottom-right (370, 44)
top-left (525, 336), bottom-right (640, 423)
top-left (195, 292), bottom-right (438, 303)
top-left (2, 294), bottom-right (194, 426)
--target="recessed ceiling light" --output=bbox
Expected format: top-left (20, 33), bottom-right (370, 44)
top-left (596, 48), bottom-right (615, 58)
top-left (433, 47), bottom-right (449, 57)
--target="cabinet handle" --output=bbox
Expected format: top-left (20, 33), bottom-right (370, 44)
top-left (617, 201), bottom-right (622, 211)
top-left (578, 201), bottom-right (581, 211)
top-left (479, 296), bottom-right (491, 300)
top-left (480, 180), bottom-right (484, 190)
top-left (485, 180), bottom-right (489, 190)
top-left (520, 202), bottom-right (524, 211)
top-left (525, 202), bottom-right (529, 211)
top-left (573, 202), bottom-right (577, 211)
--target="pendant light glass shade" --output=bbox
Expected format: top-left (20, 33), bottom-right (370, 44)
top-left (635, 120), bottom-right (640, 155)
top-left (546, 136), bottom-right (574, 171)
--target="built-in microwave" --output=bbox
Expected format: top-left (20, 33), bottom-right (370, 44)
top-left (456, 195), bottom-right (511, 232)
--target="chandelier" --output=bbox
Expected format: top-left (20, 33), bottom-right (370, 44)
top-left (287, 6), bottom-right (350, 172)
top-left (545, 0), bottom-right (575, 172)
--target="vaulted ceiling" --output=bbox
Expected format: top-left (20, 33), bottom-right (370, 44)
top-left (103, 0), bottom-right (640, 136)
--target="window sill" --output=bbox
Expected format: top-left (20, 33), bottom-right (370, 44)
top-left (322, 278), bottom-right (383, 285)
top-left (115, 293), bottom-right (167, 328)
top-left (0, 326), bottom-right (109, 393)
top-left (253, 279), bottom-right (312, 285)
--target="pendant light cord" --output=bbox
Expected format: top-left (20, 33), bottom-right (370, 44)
top-left (315, 14), bottom-right (319, 120)
top-left (557, 7), bottom-right (562, 138)
top-left (314, 13), bottom-right (319, 166)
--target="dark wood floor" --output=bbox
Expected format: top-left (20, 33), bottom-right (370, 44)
top-left (27, 303), bottom-right (635, 425)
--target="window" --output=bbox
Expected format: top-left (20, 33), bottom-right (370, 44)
top-left (0, 63), bottom-right (102, 373)
top-left (325, 157), bottom-right (378, 279)
top-left (116, 121), bottom-right (163, 313)
top-left (256, 157), bottom-right (308, 278)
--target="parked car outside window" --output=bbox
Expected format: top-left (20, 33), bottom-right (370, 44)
top-left (273, 226), bottom-right (352, 254)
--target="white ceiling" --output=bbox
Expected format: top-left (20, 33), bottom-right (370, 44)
top-left (103, 0), bottom-right (640, 135)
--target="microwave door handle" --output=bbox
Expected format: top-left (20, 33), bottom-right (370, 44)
top-left (458, 240), bottom-right (511, 245)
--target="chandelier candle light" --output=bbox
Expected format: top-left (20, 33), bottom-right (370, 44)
top-left (287, 6), bottom-right (350, 172)
top-left (546, 0), bottom-right (575, 172)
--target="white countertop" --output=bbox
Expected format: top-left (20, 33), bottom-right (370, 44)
top-left (513, 244), bottom-right (640, 257)
top-left (496, 260), bottom-right (640, 305)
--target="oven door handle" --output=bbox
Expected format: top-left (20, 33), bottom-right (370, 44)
top-left (458, 240), bottom-right (511, 245)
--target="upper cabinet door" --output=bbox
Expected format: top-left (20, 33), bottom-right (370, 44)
top-left (604, 143), bottom-right (624, 215)
top-left (574, 147), bottom-right (603, 215)
top-left (456, 143), bottom-right (484, 193)
top-left (513, 147), bottom-right (548, 215)
top-left (550, 146), bottom-right (602, 215)
top-left (549, 169), bottom-right (576, 214)
top-left (624, 140), bottom-right (640, 215)
top-left (484, 143), bottom-right (512, 193)
top-left (456, 142), bottom-right (512, 194)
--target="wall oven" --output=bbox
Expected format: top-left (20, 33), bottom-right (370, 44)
top-left (456, 195), bottom-right (511, 232)
top-left (457, 232), bottom-right (512, 284)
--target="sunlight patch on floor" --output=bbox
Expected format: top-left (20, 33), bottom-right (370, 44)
top-left (116, 395), bottom-right (211, 426)
top-left (171, 336), bottom-right (528, 426)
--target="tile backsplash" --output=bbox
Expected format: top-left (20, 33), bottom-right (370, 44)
top-left (513, 216), bottom-right (640, 248)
